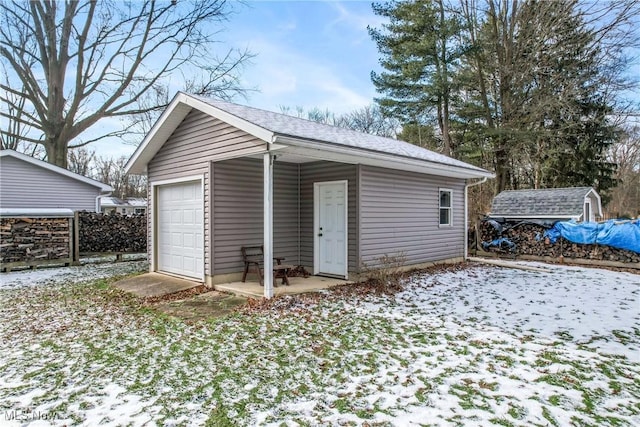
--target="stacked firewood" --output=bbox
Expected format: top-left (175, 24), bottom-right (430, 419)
top-left (0, 217), bottom-right (70, 263)
top-left (478, 220), bottom-right (640, 263)
top-left (79, 212), bottom-right (146, 253)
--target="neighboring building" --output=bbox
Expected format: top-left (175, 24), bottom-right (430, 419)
top-left (489, 187), bottom-right (602, 223)
top-left (100, 196), bottom-right (147, 215)
top-left (125, 92), bottom-right (493, 296)
top-left (0, 150), bottom-right (112, 212)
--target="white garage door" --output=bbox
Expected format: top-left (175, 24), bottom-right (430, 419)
top-left (157, 180), bottom-right (203, 280)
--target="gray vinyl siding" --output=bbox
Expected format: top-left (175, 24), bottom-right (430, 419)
top-left (0, 156), bottom-right (101, 211)
top-left (299, 161), bottom-right (358, 272)
top-left (148, 109), bottom-right (265, 179)
top-left (359, 165), bottom-right (465, 267)
top-left (147, 109), bottom-right (265, 277)
top-left (212, 158), bottom-right (299, 274)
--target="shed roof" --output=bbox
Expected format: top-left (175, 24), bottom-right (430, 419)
top-left (126, 92), bottom-right (493, 180)
top-left (0, 150), bottom-right (112, 192)
top-left (100, 196), bottom-right (147, 207)
top-left (490, 187), bottom-right (601, 219)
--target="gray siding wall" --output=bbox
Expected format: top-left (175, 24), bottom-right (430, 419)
top-left (300, 161), bottom-right (358, 272)
top-left (147, 109), bottom-right (265, 277)
top-left (212, 158), bottom-right (299, 274)
top-left (0, 156), bottom-right (101, 211)
top-left (359, 165), bottom-right (465, 267)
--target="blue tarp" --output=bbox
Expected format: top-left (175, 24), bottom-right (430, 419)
top-left (544, 220), bottom-right (640, 254)
top-left (482, 238), bottom-right (516, 252)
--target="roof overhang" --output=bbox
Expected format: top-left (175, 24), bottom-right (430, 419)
top-left (0, 150), bottom-right (112, 192)
top-left (272, 136), bottom-right (493, 179)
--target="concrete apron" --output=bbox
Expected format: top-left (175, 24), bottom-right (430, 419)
top-left (113, 272), bottom-right (348, 299)
top-left (113, 272), bottom-right (202, 298)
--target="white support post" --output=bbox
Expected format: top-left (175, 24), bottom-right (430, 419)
top-left (263, 152), bottom-right (274, 298)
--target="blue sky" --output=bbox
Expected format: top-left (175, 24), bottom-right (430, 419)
top-left (229, 1), bottom-right (384, 112)
top-left (94, 0), bottom-right (384, 159)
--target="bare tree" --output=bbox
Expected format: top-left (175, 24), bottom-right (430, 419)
top-left (344, 105), bottom-right (399, 138)
top-left (0, 65), bottom-right (42, 156)
top-left (0, 0), bottom-right (252, 168)
top-left (279, 104), bottom-right (398, 137)
top-left (67, 147), bottom-right (94, 177)
top-left (94, 155), bottom-right (146, 198)
top-left (607, 124), bottom-right (640, 217)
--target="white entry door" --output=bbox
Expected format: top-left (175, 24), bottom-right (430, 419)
top-left (157, 180), bottom-right (204, 280)
top-left (314, 181), bottom-right (348, 278)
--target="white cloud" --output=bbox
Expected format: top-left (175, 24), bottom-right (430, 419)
top-left (325, 1), bottom-right (387, 45)
top-left (239, 37), bottom-right (373, 114)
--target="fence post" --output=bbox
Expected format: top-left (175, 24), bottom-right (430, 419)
top-left (73, 211), bottom-right (80, 264)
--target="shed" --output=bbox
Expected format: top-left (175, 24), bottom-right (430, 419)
top-left (0, 150), bottom-right (112, 212)
top-left (125, 92), bottom-right (494, 297)
top-left (490, 187), bottom-right (602, 223)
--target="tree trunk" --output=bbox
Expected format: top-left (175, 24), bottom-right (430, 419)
top-left (45, 140), bottom-right (68, 169)
top-left (495, 144), bottom-right (510, 194)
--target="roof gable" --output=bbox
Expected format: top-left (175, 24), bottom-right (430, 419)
top-left (126, 92), bottom-right (493, 179)
top-left (490, 187), bottom-right (601, 219)
top-left (0, 150), bottom-right (112, 192)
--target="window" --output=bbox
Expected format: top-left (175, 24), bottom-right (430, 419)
top-left (439, 189), bottom-right (452, 226)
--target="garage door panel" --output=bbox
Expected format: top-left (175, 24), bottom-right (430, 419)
top-left (157, 180), bottom-right (203, 280)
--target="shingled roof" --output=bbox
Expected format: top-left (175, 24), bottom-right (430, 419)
top-left (194, 96), bottom-right (487, 173)
top-left (490, 187), bottom-right (601, 220)
top-left (126, 92), bottom-right (493, 179)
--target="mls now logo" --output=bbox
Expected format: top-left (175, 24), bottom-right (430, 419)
top-left (5, 407), bottom-right (59, 422)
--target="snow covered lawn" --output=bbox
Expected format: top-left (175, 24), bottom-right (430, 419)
top-left (0, 262), bottom-right (638, 426)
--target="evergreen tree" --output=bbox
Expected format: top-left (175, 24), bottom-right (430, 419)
top-left (369, 0), bottom-right (464, 157)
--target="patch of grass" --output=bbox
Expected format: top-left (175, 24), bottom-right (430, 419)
top-left (507, 403), bottom-right (527, 419)
top-left (548, 394), bottom-right (562, 406)
top-left (536, 373), bottom-right (572, 389)
top-left (490, 418), bottom-right (514, 426)
top-left (609, 380), bottom-right (622, 395)
top-left (495, 355), bottom-right (515, 368)
top-left (449, 383), bottom-right (492, 412)
top-left (554, 330), bottom-right (574, 341)
top-left (612, 330), bottom-right (632, 345)
top-left (415, 388), bottom-right (429, 403)
top-left (542, 407), bottom-right (560, 427)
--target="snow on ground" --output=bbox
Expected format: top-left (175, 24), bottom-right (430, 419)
top-left (0, 261), bottom-right (638, 426)
top-left (394, 261), bottom-right (640, 358)
top-left (0, 256), bottom-right (148, 290)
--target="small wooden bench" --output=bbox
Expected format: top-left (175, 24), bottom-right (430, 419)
top-left (241, 245), bottom-right (295, 286)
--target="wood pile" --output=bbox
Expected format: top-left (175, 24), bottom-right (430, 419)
top-left (78, 212), bottom-right (146, 253)
top-left (478, 220), bottom-right (640, 263)
top-left (0, 217), bottom-right (70, 263)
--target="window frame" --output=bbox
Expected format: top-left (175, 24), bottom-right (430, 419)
top-left (439, 188), bottom-right (453, 227)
